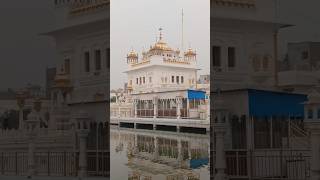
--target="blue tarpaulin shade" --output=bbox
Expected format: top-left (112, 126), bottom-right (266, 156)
top-left (190, 158), bottom-right (209, 169)
top-left (187, 89), bottom-right (206, 99)
top-left (248, 89), bottom-right (307, 117)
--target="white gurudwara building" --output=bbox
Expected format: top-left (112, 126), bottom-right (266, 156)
top-left (111, 30), bottom-right (209, 128)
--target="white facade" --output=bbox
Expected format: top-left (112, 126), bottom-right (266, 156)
top-left (46, 0), bottom-right (109, 126)
top-left (212, 0), bottom-right (282, 90)
top-left (125, 32), bottom-right (198, 94)
top-left (278, 42), bottom-right (320, 93)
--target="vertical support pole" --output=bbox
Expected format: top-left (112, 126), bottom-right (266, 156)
top-left (1, 152), bottom-right (3, 175)
top-left (64, 151), bottom-right (67, 177)
top-left (187, 98), bottom-right (190, 117)
top-left (96, 124), bottom-right (99, 175)
top-left (78, 130), bottom-right (89, 178)
top-left (118, 106), bottom-right (121, 118)
top-left (288, 116), bottom-right (291, 148)
top-left (214, 111), bottom-right (228, 180)
top-left (305, 113), bottom-right (320, 180)
top-left (153, 97), bottom-right (157, 119)
top-left (27, 134), bottom-right (35, 178)
top-left (214, 122), bottom-right (227, 180)
top-left (73, 111), bottom-right (90, 179)
top-left (270, 116), bottom-right (273, 148)
top-left (134, 100), bottom-right (138, 118)
top-left (176, 97), bottom-right (181, 120)
top-left (15, 152), bottom-right (17, 175)
top-left (309, 127), bottom-right (320, 180)
top-left (48, 151), bottom-right (50, 176)
top-left (19, 108), bottom-right (24, 129)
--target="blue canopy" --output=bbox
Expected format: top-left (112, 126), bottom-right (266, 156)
top-left (187, 89), bottom-right (206, 99)
top-left (248, 89), bottom-right (307, 117)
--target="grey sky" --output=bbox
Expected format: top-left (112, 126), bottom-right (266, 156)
top-left (278, 0), bottom-right (320, 57)
top-left (0, 0), bottom-right (56, 90)
top-left (110, 0), bottom-right (210, 89)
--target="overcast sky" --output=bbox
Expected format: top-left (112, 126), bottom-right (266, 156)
top-left (110, 0), bottom-right (210, 89)
top-left (0, 0), bottom-right (56, 90)
top-left (0, 0), bottom-right (320, 90)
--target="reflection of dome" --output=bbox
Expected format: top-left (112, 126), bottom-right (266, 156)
top-left (184, 48), bottom-right (196, 56)
top-left (127, 50), bottom-right (138, 58)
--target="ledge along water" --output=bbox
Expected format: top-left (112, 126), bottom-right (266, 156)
top-left (110, 117), bottom-right (210, 134)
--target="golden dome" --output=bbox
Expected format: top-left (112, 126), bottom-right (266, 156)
top-left (127, 50), bottom-right (138, 58)
top-left (150, 40), bottom-right (173, 51)
top-left (54, 72), bottom-right (71, 88)
top-left (184, 48), bottom-right (196, 56)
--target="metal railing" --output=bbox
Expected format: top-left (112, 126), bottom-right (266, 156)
top-left (212, 149), bottom-right (311, 180)
top-left (0, 151), bottom-right (109, 177)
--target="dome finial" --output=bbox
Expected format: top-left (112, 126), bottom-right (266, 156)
top-left (159, 27), bottom-right (163, 40)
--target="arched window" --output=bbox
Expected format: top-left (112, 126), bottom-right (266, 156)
top-left (181, 76), bottom-right (184, 83)
top-left (262, 55), bottom-right (270, 71)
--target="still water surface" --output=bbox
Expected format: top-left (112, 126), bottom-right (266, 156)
top-left (110, 125), bottom-right (210, 180)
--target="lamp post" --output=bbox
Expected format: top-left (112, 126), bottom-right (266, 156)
top-left (176, 95), bottom-right (183, 120)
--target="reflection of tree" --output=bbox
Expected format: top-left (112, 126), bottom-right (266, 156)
top-left (0, 110), bottom-right (19, 129)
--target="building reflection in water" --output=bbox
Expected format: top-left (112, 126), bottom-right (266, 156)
top-left (111, 126), bottom-right (209, 180)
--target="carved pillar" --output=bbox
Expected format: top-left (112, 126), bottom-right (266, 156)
top-left (214, 92), bottom-right (229, 180)
top-left (26, 110), bottom-right (40, 178)
top-left (118, 104), bottom-right (121, 118)
top-left (214, 112), bottom-right (228, 180)
top-left (176, 96), bottom-right (182, 119)
top-left (207, 93), bottom-right (210, 120)
top-left (153, 96), bottom-right (158, 118)
top-left (133, 99), bottom-right (138, 118)
top-left (74, 111), bottom-right (90, 178)
top-left (304, 89), bottom-right (320, 180)
top-left (305, 121), bottom-right (320, 180)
